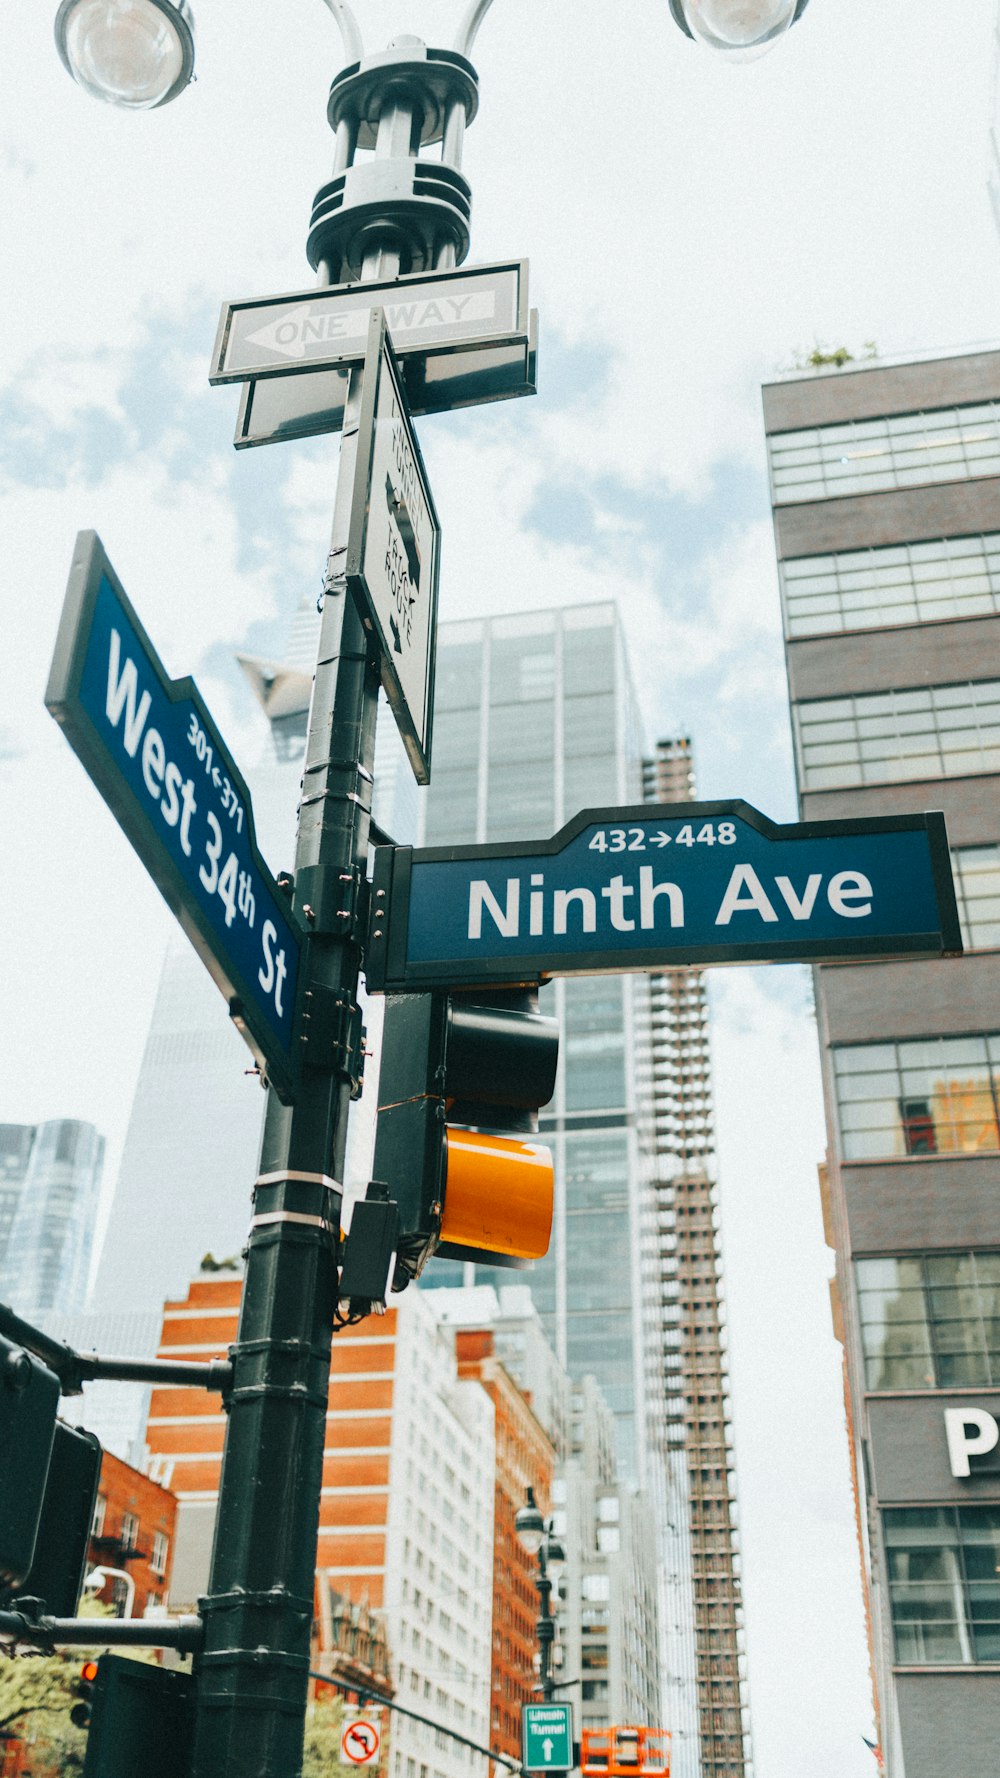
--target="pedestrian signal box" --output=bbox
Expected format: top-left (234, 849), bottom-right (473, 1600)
top-left (0, 1333), bottom-right (60, 1592)
top-left (580, 1728), bottom-right (671, 1778)
top-left (373, 987), bottom-right (558, 1281)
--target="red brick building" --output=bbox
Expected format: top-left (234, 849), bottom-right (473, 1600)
top-left (88, 1449), bottom-right (177, 1618)
top-left (454, 1328), bottom-right (555, 1762)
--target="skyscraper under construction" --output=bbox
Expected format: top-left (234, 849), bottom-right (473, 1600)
top-left (642, 738), bottom-right (750, 1778)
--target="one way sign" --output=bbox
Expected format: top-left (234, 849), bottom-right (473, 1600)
top-left (523, 1704), bottom-right (574, 1773)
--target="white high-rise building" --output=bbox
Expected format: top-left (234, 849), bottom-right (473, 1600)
top-left (382, 1290), bottom-right (495, 1778)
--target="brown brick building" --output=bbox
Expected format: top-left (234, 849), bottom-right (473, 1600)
top-left (88, 1448), bottom-right (177, 1618)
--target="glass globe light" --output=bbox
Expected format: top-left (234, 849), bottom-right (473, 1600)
top-left (676, 0), bottom-right (800, 59)
top-left (55, 0), bottom-right (195, 109)
top-left (544, 1535), bottom-right (566, 1585)
top-left (515, 1491), bottom-right (546, 1556)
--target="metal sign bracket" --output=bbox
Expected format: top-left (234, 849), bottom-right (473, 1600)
top-left (298, 985), bottom-right (365, 1096)
top-left (296, 862), bottom-right (369, 940)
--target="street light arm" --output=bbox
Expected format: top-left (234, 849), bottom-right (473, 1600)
top-left (316, 0), bottom-right (364, 63)
top-left (453, 0), bottom-right (497, 58)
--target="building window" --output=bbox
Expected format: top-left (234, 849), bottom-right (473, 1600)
top-left (151, 1531), bottom-right (169, 1576)
top-left (120, 1512), bottom-right (139, 1554)
top-left (833, 1036), bottom-right (1000, 1162)
top-left (952, 847), bottom-right (1000, 950)
top-left (885, 1506), bottom-right (1000, 1664)
top-left (769, 403), bottom-right (1000, 505)
top-left (780, 533), bottom-right (1000, 638)
top-left (562, 980), bottom-right (626, 1113)
top-left (91, 1495), bottom-right (106, 1537)
top-left (856, 1252), bottom-right (1000, 1388)
top-left (582, 1574), bottom-right (611, 1603)
top-left (795, 680), bottom-right (1000, 791)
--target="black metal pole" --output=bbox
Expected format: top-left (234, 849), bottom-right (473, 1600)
top-left (536, 1546), bottom-right (555, 1704)
top-left (0, 1609), bottom-right (203, 1652)
top-left (0, 1303), bottom-right (232, 1395)
top-left (189, 360), bottom-right (380, 1778)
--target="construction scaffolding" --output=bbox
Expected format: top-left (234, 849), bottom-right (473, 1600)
top-left (641, 738), bottom-right (751, 1778)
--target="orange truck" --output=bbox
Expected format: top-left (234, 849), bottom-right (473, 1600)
top-left (580, 1726), bottom-right (671, 1778)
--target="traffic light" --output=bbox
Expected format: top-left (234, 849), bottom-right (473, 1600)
top-left (0, 1332), bottom-right (60, 1593)
top-left (71, 1658), bottom-right (99, 1729)
top-left (74, 1655), bottom-right (196, 1778)
top-left (14, 1420), bottom-right (102, 1617)
top-left (372, 987), bottom-right (558, 1282)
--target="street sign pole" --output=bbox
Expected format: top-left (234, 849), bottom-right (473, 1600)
top-left (190, 359), bottom-right (379, 1778)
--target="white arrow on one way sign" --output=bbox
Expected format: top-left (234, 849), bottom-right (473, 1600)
top-left (245, 291), bottom-right (498, 361)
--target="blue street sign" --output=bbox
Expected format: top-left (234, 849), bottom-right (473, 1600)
top-left (365, 802), bottom-right (962, 992)
top-left (46, 532), bottom-right (305, 1102)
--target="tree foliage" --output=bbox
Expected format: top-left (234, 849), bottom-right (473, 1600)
top-left (0, 1647), bottom-right (88, 1775)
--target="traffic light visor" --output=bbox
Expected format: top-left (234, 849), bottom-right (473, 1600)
top-left (441, 1128), bottom-right (553, 1260)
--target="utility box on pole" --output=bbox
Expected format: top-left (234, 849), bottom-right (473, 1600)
top-left (0, 1334), bottom-right (60, 1593)
top-left (11, 1419), bottom-right (102, 1617)
top-left (82, 1655), bottom-right (195, 1778)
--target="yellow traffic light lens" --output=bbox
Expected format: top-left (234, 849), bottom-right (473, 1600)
top-left (442, 1129), bottom-right (553, 1260)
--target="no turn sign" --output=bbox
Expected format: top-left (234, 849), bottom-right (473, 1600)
top-left (341, 1719), bottom-right (381, 1766)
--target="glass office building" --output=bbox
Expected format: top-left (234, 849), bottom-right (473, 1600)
top-left (1, 1118), bottom-right (104, 1313)
top-left (765, 345), bottom-right (1000, 1778)
top-left (417, 605), bottom-right (648, 1484)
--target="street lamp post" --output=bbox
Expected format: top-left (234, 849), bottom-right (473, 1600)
top-left (84, 1564), bottom-right (135, 1620)
top-left (515, 1488), bottom-right (566, 1705)
top-left (44, 2), bottom-right (814, 1775)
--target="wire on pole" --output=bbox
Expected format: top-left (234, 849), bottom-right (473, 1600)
top-left (308, 1671), bottom-right (524, 1775)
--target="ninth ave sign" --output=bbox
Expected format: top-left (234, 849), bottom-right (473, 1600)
top-left (365, 801), bottom-right (962, 991)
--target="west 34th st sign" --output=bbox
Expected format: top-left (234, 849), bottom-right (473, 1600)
top-left (365, 802), bottom-right (963, 991)
top-left (46, 533), bottom-right (306, 1102)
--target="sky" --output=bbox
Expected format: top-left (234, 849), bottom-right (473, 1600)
top-left (2, 1), bottom-right (1000, 1773)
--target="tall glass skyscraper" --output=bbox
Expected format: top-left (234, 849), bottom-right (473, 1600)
top-left (0, 1124), bottom-right (35, 1269)
top-left (417, 606), bottom-right (648, 1484)
top-left (1, 1118), bottom-right (104, 1313)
